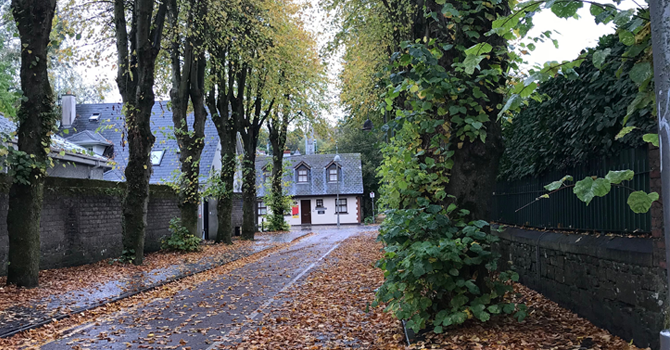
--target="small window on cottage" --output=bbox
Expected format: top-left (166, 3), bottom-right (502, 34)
top-left (151, 150), bottom-right (165, 166)
top-left (336, 198), bottom-right (347, 213)
top-left (257, 201), bottom-right (267, 215)
top-left (298, 169), bottom-right (308, 183)
top-left (316, 199), bottom-right (323, 208)
top-left (329, 168), bottom-right (338, 182)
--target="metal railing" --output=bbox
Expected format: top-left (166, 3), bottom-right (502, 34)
top-left (491, 147), bottom-right (651, 233)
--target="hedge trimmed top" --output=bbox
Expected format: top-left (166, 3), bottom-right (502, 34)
top-left (498, 35), bottom-right (655, 181)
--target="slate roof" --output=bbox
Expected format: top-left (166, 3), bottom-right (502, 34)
top-left (66, 130), bottom-right (112, 146)
top-left (68, 102), bottom-right (220, 184)
top-left (0, 113), bottom-right (109, 162)
top-left (255, 153), bottom-right (364, 197)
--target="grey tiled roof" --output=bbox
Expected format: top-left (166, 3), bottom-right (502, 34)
top-left (0, 114), bottom-right (108, 161)
top-left (255, 153), bottom-right (364, 197)
top-left (68, 102), bottom-right (220, 184)
top-left (66, 130), bottom-right (112, 145)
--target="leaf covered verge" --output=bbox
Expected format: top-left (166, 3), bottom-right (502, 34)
top-left (220, 232), bottom-right (642, 350)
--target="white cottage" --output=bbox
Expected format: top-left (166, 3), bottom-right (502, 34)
top-left (256, 152), bottom-right (364, 226)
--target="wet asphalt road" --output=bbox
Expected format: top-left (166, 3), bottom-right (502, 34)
top-left (41, 225), bottom-right (375, 350)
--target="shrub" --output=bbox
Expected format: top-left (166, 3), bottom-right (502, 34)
top-left (161, 218), bottom-right (202, 252)
top-left (373, 206), bottom-right (526, 334)
top-left (364, 216), bottom-right (375, 225)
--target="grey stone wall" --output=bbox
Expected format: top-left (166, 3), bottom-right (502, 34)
top-left (0, 177), bottom-right (181, 276)
top-left (205, 194), bottom-right (244, 238)
top-left (495, 227), bottom-right (667, 349)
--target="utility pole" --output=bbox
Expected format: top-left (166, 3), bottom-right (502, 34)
top-left (650, 0), bottom-right (670, 348)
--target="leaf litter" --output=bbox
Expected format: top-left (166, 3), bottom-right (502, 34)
top-left (220, 231), bottom-right (645, 350)
top-left (0, 233), bottom-right (312, 349)
top-left (0, 230), bottom-right (647, 349)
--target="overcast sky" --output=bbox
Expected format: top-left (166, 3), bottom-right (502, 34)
top-left (94, 0), bottom-right (640, 123)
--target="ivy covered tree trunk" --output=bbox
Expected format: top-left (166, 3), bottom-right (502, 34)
top-left (6, 0), bottom-right (58, 288)
top-left (168, 0), bottom-right (207, 236)
top-left (114, 0), bottom-right (167, 265)
top-left (241, 149), bottom-right (258, 240)
top-left (415, 0), bottom-right (507, 221)
top-left (237, 76), bottom-right (274, 241)
top-left (206, 64), bottom-right (238, 245)
top-left (374, 0), bottom-right (522, 334)
top-left (266, 103), bottom-right (290, 232)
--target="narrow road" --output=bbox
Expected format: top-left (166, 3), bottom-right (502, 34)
top-left (41, 225), bottom-right (373, 350)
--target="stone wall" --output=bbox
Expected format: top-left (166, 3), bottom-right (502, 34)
top-left (495, 227), bottom-right (667, 349)
top-left (0, 177), bottom-right (181, 275)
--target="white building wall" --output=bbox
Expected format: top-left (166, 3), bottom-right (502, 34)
top-left (258, 195), bottom-right (360, 227)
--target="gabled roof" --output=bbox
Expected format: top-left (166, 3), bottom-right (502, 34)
top-left (66, 130), bottom-right (112, 146)
top-left (294, 160), bottom-right (311, 169)
top-left (0, 113), bottom-right (111, 166)
top-left (256, 153), bottom-right (364, 197)
top-left (67, 102), bottom-right (220, 184)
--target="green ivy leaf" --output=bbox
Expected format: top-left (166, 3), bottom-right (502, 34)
top-left (618, 30), bottom-right (635, 46)
top-left (465, 43), bottom-right (492, 56)
top-left (544, 175), bottom-right (573, 191)
top-left (629, 62), bottom-right (652, 85)
top-left (627, 191), bottom-right (659, 213)
top-left (592, 48), bottom-right (611, 69)
top-left (643, 133), bottom-right (659, 147)
top-left (615, 126), bottom-right (636, 140)
top-left (550, 1), bottom-right (583, 18)
top-left (605, 170), bottom-right (634, 184)
top-left (573, 177), bottom-right (611, 205)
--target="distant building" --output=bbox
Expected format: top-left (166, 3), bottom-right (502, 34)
top-left (256, 153), bottom-right (364, 226)
top-left (0, 112), bottom-right (112, 180)
top-left (56, 94), bottom-right (243, 239)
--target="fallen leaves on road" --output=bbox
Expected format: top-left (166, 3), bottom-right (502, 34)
top-left (0, 233), bottom-right (290, 313)
top-left (0, 241), bottom-right (247, 313)
top-left (223, 231), bottom-right (643, 350)
top-left (221, 231), bottom-right (405, 349)
top-left (0, 236), bottom-right (303, 349)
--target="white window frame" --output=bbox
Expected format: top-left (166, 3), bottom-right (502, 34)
top-left (298, 169), bottom-right (308, 183)
top-left (257, 201), bottom-right (267, 215)
top-left (150, 150), bottom-right (165, 166)
top-left (336, 198), bottom-right (347, 214)
top-left (328, 168), bottom-right (338, 183)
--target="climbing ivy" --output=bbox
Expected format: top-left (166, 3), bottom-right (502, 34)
top-left (498, 35), bottom-right (655, 181)
top-left (371, 0), bottom-right (527, 335)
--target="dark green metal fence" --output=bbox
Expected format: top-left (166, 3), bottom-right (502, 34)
top-left (491, 147), bottom-right (651, 233)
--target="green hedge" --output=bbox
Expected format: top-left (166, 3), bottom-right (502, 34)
top-left (498, 35), bottom-right (655, 181)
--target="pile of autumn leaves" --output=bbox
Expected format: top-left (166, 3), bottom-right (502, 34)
top-left (224, 232), bottom-right (642, 350)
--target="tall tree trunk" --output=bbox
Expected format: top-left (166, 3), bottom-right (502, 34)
top-left (206, 63), bottom-right (237, 244)
top-left (414, 0), bottom-right (507, 222)
top-left (168, 0), bottom-right (206, 236)
top-left (6, 0), bottom-right (58, 287)
top-left (266, 104), bottom-right (289, 231)
top-left (114, 0), bottom-right (167, 265)
top-left (241, 147), bottom-right (257, 240)
top-left (238, 88), bottom-right (274, 240)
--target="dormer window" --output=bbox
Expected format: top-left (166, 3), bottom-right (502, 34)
top-left (298, 169), bottom-right (308, 183)
top-left (294, 161), bottom-right (311, 183)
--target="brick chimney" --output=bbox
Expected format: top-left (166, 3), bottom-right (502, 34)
top-left (61, 94), bottom-right (76, 127)
top-left (283, 150), bottom-right (291, 157)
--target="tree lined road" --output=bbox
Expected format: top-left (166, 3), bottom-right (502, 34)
top-left (41, 226), bottom-right (373, 350)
